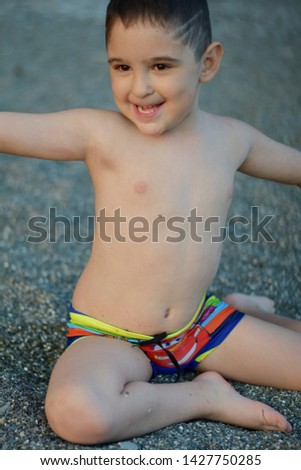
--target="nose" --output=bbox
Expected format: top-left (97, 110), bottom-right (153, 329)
top-left (130, 71), bottom-right (154, 99)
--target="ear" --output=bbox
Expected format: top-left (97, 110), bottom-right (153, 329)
top-left (199, 42), bottom-right (223, 83)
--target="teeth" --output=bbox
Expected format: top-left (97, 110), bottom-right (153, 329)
top-left (137, 105), bottom-right (156, 114)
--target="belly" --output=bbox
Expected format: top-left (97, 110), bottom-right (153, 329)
top-left (72, 232), bottom-right (222, 335)
top-left (72, 164), bottom-right (231, 333)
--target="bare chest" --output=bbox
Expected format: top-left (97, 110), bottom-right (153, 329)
top-left (95, 145), bottom-right (234, 223)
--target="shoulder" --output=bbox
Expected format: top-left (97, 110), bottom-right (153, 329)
top-left (82, 108), bottom-right (133, 140)
top-left (207, 112), bottom-right (301, 185)
top-left (75, 109), bottom-right (135, 166)
top-left (71, 108), bottom-right (125, 133)
top-left (203, 112), bottom-right (254, 169)
top-left (73, 108), bottom-right (129, 150)
top-left (204, 112), bottom-right (253, 142)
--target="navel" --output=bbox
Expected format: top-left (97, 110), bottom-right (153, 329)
top-left (164, 308), bottom-right (171, 319)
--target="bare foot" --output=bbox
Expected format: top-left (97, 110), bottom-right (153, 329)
top-left (224, 292), bottom-right (301, 332)
top-left (224, 293), bottom-right (275, 315)
top-left (193, 371), bottom-right (291, 432)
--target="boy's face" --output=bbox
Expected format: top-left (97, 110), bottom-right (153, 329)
top-left (107, 19), bottom-right (204, 136)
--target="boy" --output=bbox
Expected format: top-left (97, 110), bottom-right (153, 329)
top-left (0, 0), bottom-right (300, 445)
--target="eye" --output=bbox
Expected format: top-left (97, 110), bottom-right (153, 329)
top-left (115, 64), bottom-right (130, 72)
top-left (153, 63), bottom-right (170, 71)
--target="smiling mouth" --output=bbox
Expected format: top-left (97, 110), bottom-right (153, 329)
top-left (134, 103), bottom-right (164, 119)
top-left (137, 104), bottom-right (161, 114)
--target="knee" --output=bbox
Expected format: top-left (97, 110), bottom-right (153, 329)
top-left (45, 384), bottom-right (113, 445)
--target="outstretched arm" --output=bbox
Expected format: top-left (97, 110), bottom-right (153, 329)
top-left (0, 109), bottom-right (100, 161)
top-left (238, 124), bottom-right (301, 188)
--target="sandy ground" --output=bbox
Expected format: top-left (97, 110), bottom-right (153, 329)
top-left (0, 0), bottom-right (300, 450)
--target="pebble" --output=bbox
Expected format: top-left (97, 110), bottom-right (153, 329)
top-left (0, 403), bottom-right (10, 415)
top-left (118, 441), bottom-right (140, 450)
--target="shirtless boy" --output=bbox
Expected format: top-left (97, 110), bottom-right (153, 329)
top-left (1, 0), bottom-right (301, 445)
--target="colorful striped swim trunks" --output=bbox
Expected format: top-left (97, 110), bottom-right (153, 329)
top-left (66, 293), bottom-right (244, 379)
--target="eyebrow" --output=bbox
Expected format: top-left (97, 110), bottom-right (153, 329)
top-left (108, 56), bottom-right (182, 65)
top-left (151, 56), bottom-right (182, 63)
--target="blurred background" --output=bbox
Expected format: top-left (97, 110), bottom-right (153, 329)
top-left (0, 0), bottom-right (300, 450)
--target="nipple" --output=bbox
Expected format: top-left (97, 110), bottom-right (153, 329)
top-left (134, 180), bottom-right (148, 195)
top-left (227, 187), bottom-right (233, 199)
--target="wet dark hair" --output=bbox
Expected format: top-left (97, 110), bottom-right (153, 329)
top-left (106, 0), bottom-right (212, 61)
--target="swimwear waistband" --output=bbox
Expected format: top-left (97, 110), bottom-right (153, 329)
top-left (68, 293), bottom-right (207, 343)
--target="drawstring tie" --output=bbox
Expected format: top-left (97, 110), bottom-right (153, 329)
top-left (138, 332), bottom-right (182, 382)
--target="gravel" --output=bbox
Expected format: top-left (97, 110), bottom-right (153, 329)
top-left (0, 0), bottom-right (300, 450)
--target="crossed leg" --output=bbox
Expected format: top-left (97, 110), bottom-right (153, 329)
top-left (45, 308), bottom-right (299, 445)
top-left (197, 312), bottom-right (301, 389)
